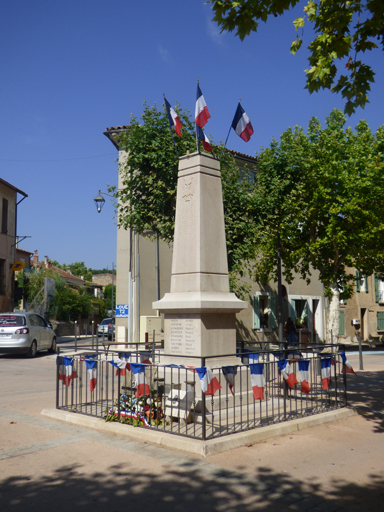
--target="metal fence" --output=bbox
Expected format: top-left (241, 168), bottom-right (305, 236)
top-left (56, 345), bottom-right (349, 440)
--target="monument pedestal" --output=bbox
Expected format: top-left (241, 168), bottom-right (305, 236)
top-left (153, 152), bottom-right (247, 368)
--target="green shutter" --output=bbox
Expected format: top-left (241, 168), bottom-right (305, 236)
top-left (365, 275), bottom-right (368, 293)
top-left (375, 274), bottom-right (380, 303)
top-left (339, 310), bottom-right (345, 336)
top-left (377, 311), bottom-right (384, 331)
top-left (356, 270), bottom-right (360, 292)
top-left (252, 295), bottom-right (260, 329)
top-left (270, 294), bottom-right (276, 329)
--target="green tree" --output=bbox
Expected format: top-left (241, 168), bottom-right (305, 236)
top-left (103, 284), bottom-right (116, 312)
top-left (113, 102), bottom-right (258, 297)
top-left (51, 260), bottom-right (93, 281)
top-left (55, 288), bottom-right (93, 321)
top-left (253, 109), bottom-right (384, 341)
top-left (208, 0), bottom-right (384, 115)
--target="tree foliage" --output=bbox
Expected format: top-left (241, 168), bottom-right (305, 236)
top-left (51, 260), bottom-right (93, 281)
top-left (112, 102), bottom-right (258, 297)
top-left (253, 109), bottom-right (384, 339)
top-left (208, 0), bottom-right (384, 115)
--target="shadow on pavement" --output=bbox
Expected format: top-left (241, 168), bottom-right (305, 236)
top-left (1, 461), bottom-right (384, 512)
top-left (347, 370), bottom-right (384, 433)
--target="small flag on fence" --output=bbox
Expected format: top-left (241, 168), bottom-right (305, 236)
top-left (59, 357), bottom-right (78, 387)
top-left (164, 96), bottom-right (183, 136)
top-left (85, 358), bottom-right (97, 392)
top-left (195, 82), bottom-right (210, 128)
top-left (109, 352), bottom-right (131, 376)
top-left (277, 359), bottom-right (298, 389)
top-left (250, 363), bottom-right (265, 400)
top-left (130, 363), bottom-right (151, 397)
top-left (195, 367), bottom-right (222, 396)
top-left (340, 352), bottom-right (356, 375)
top-left (222, 366), bottom-right (237, 395)
top-left (321, 357), bottom-right (332, 390)
top-left (140, 351), bottom-right (152, 365)
top-left (231, 102), bottom-right (254, 142)
top-left (298, 360), bottom-right (311, 394)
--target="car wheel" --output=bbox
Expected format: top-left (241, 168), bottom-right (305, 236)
top-left (48, 337), bottom-right (57, 353)
top-left (26, 340), bottom-right (37, 358)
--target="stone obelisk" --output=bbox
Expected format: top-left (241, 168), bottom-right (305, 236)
top-left (153, 151), bottom-right (247, 366)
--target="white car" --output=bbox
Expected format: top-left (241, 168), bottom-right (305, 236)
top-left (98, 317), bottom-right (112, 336)
top-left (0, 312), bottom-right (57, 358)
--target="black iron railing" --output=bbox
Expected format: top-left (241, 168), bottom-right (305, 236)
top-left (56, 344), bottom-right (349, 440)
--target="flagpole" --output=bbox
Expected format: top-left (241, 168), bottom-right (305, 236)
top-left (220, 98), bottom-right (241, 160)
top-left (196, 78), bottom-right (200, 154)
top-left (163, 94), bottom-right (179, 158)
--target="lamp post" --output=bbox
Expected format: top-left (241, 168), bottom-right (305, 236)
top-left (94, 190), bottom-right (117, 340)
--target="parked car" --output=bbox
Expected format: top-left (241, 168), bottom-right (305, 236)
top-left (0, 312), bottom-right (57, 358)
top-left (98, 317), bottom-right (112, 337)
top-left (107, 318), bottom-right (115, 341)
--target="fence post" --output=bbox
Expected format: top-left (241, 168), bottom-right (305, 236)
top-left (56, 347), bottom-right (60, 409)
top-left (152, 329), bottom-right (155, 364)
top-left (201, 357), bottom-right (206, 441)
top-left (75, 321), bottom-right (78, 352)
top-left (358, 331), bottom-right (364, 370)
top-left (92, 321), bottom-right (94, 349)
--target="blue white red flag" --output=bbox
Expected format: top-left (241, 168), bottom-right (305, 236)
top-left (340, 352), bottom-right (356, 375)
top-left (298, 360), bottom-right (311, 394)
top-left (277, 359), bottom-right (298, 389)
top-left (140, 351), bottom-right (152, 365)
top-left (250, 363), bottom-right (265, 400)
top-left (60, 356), bottom-right (78, 387)
top-left (195, 83), bottom-right (211, 128)
top-left (130, 363), bottom-right (151, 397)
top-left (222, 366), bottom-right (237, 395)
top-left (196, 125), bottom-right (212, 152)
top-left (195, 367), bottom-right (222, 396)
top-left (85, 358), bottom-right (97, 392)
top-left (164, 97), bottom-right (183, 137)
top-left (109, 352), bottom-right (131, 376)
top-left (231, 103), bottom-right (254, 142)
top-left (321, 357), bottom-right (332, 389)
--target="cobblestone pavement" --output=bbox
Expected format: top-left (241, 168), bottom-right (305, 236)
top-left (0, 351), bottom-right (383, 511)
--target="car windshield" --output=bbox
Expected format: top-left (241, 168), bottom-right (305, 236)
top-left (0, 315), bottom-right (26, 326)
top-left (101, 319), bottom-right (110, 325)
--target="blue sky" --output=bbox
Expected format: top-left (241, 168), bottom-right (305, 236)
top-left (1, 0), bottom-right (383, 270)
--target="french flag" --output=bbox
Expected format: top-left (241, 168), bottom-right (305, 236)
top-left (164, 97), bottom-right (183, 136)
top-left (195, 367), bottom-right (222, 396)
top-left (61, 356), bottom-right (78, 387)
top-left (196, 125), bottom-right (212, 152)
top-left (321, 357), bottom-right (332, 390)
top-left (195, 83), bottom-right (210, 128)
top-left (277, 359), bottom-right (298, 389)
top-left (298, 360), bottom-right (311, 394)
top-left (85, 358), bottom-right (97, 392)
top-left (231, 102), bottom-right (254, 142)
top-left (130, 363), bottom-right (151, 397)
top-left (222, 366), bottom-right (237, 395)
top-left (340, 352), bottom-right (356, 375)
top-left (250, 363), bottom-right (265, 400)
top-left (140, 351), bottom-right (152, 365)
top-left (109, 352), bottom-right (131, 376)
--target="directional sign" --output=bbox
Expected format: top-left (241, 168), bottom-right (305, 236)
top-left (12, 261), bottom-right (25, 271)
top-left (116, 304), bottom-right (129, 318)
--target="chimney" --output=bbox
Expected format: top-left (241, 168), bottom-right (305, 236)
top-left (33, 250), bottom-right (38, 264)
top-left (44, 256), bottom-right (49, 268)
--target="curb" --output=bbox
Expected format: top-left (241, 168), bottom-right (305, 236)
top-left (41, 406), bottom-right (358, 457)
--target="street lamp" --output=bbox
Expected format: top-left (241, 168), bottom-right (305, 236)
top-left (94, 190), bottom-right (114, 213)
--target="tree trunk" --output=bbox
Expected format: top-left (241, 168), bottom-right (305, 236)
top-left (327, 282), bottom-right (340, 345)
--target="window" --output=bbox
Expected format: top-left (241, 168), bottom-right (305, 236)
top-left (356, 270), bottom-right (368, 293)
top-left (374, 274), bottom-right (384, 303)
top-left (377, 311), bottom-right (384, 331)
top-left (339, 310), bottom-right (345, 336)
top-left (252, 293), bottom-right (276, 329)
top-left (293, 299), bottom-right (308, 328)
top-left (1, 199), bottom-right (8, 234)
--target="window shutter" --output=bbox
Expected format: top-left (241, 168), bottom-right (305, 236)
top-left (269, 294), bottom-right (276, 329)
top-left (342, 284), bottom-right (347, 305)
top-left (365, 275), bottom-right (368, 293)
top-left (289, 300), bottom-right (296, 323)
top-left (339, 310), bottom-right (345, 336)
top-left (374, 274), bottom-right (380, 303)
top-left (356, 270), bottom-right (360, 292)
top-left (377, 311), bottom-right (384, 331)
top-left (252, 295), bottom-right (260, 329)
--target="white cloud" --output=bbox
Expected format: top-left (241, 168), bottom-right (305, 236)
top-left (206, 18), bottom-right (225, 45)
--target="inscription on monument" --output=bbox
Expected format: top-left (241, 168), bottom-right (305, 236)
top-left (169, 316), bottom-right (199, 356)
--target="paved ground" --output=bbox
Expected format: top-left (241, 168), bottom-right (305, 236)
top-left (0, 350), bottom-right (383, 511)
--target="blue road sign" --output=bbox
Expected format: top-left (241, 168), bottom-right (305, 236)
top-left (116, 304), bottom-right (129, 318)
